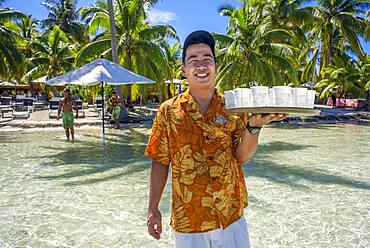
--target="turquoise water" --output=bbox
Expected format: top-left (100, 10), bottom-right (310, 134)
top-left (0, 124), bottom-right (369, 247)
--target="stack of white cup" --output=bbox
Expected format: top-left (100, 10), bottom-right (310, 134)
top-left (224, 86), bottom-right (316, 109)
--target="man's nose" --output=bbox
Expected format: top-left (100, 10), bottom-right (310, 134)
top-left (195, 62), bottom-right (208, 69)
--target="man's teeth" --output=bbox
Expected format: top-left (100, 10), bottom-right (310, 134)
top-left (196, 74), bottom-right (208, 77)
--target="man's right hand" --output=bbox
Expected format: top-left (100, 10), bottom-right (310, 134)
top-left (57, 116), bottom-right (60, 120)
top-left (147, 207), bottom-right (162, 240)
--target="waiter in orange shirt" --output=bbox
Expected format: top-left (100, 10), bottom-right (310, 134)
top-left (145, 30), bottom-right (286, 247)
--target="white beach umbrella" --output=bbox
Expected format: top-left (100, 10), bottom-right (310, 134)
top-left (45, 58), bottom-right (155, 145)
top-left (31, 75), bottom-right (48, 83)
top-left (45, 58), bottom-right (155, 86)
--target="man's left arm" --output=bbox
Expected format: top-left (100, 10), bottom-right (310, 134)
top-left (235, 113), bottom-right (287, 163)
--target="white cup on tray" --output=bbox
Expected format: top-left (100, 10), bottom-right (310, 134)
top-left (306, 90), bottom-right (316, 108)
top-left (268, 88), bottom-right (275, 107)
top-left (251, 86), bottom-right (269, 107)
top-left (235, 88), bottom-right (252, 107)
top-left (291, 87), bottom-right (308, 108)
top-left (224, 90), bottom-right (236, 109)
top-left (273, 86), bottom-right (293, 107)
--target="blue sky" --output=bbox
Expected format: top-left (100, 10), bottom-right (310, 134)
top-left (6, 0), bottom-right (370, 53)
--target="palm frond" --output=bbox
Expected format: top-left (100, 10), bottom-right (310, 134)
top-left (218, 3), bottom-right (236, 17)
top-left (76, 39), bottom-right (112, 65)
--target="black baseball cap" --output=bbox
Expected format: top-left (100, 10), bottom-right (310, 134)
top-left (182, 30), bottom-right (216, 63)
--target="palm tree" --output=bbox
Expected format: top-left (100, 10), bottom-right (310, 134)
top-left (258, 0), bottom-right (312, 30)
top-left (5, 14), bottom-right (39, 58)
top-left (256, 0), bottom-right (316, 85)
top-left (365, 9), bottom-right (370, 40)
top-left (41, 0), bottom-right (85, 42)
top-left (106, 0), bottom-right (125, 117)
top-left (161, 42), bottom-right (182, 97)
top-left (354, 56), bottom-right (370, 110)
top-left (106, 0), bottom-right (118, 64)
top-left (1, 14), bottom-right (39, 81)
top-left (78, 0), bottom-right (178, 102)
top-left (306, 0), bottom-right (369, 72)
top-left (214, 2), bottom-right (298, 90)
top-left (316, 57), bottom-right (360, 98)
top-left (0, 8), bottom-right (25, 80)
top-left (22, 25), bottom-right (74, 81)
top-left (316, 55), bottom-right (370, 109)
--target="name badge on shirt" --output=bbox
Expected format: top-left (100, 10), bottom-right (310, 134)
top-left (215, 115), bottom-right (231, 123)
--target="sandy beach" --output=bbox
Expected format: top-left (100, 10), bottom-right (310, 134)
top-left (0, 104), bottom-right (158, 131)
top-left (0, 104), bottom-right (369, 132)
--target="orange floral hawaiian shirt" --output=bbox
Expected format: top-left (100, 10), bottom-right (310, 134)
top-left (145, 89), bottom-right (248, 233)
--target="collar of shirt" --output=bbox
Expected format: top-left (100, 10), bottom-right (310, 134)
top-left (178, 89), bottom-right (225, 122)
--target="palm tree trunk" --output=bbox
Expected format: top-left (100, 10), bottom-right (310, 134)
top-left (125, 49), bottom-right (134, 109)
top-left (327, 34), bottom-right (332, 69)
top-left (107, 0), bottom-right (127, 119)
top-left (107, 0), bottom-right (118, 64)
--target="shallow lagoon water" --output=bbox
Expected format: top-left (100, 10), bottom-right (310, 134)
top-left (0, 124), bottom-right (369, 247)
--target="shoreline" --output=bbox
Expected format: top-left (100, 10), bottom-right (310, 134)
top-left (0, 106), bottom-right (369, 132)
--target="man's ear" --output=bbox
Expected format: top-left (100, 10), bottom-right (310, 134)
top-left (181, 65), bottom-right (186, 79)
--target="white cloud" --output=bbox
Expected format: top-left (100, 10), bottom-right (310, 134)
top-left (148, 9), bottom-right (177, 24)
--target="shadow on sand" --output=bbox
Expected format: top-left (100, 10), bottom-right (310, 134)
top-left (32, 129), bottom-right (151, 186)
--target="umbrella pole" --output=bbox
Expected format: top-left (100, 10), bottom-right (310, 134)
top-left (101, 81), bottom-right (106, 146)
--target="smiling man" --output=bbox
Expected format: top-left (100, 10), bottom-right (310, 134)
top-left (145, 30), bottom-right (285, 247)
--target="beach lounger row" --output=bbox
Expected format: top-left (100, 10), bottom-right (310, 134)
top-left (1, 95), bottom-right (103, 119)
top-left (48, 98), bottom-right (86, 119)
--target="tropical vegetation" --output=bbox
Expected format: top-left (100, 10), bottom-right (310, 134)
top-left (0, 0), bottom-right (369, 109)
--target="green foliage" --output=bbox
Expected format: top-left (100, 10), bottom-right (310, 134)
top-left (77, 0), bottom-right (178, 102)
top-left (22, 25), bottom-right (74, 82)
top-left (215, 1), bottom-right (299, 90)
top-left (316, 56), bottom-right (370, 99)
top-left (0, 8), bottom-right (26, 80)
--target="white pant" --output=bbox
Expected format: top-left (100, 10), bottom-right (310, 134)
top-left (174, 217), bottom-right (251, 248)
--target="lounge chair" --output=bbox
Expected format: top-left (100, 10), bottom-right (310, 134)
top-left (94, 96), bottom-right (103, 116)
top-left (48, 97), bottom-right (60, 119)
top-left (34, 94), bottom-right (47, 110)
top-left (15, 95), bottom-right (25, 108)
top-left (1, 107), bottom-right (13, 118)
top-left (0, 96), bottom-right (13, 119)
top-left (0, 96), bottom-right (12, 108)
top-left (13, 108), bottom-right (30, 119)
top-left (24, 97), bottom-right (34, 113)
top-left (13, 96), bottom-right (30, 119)
top-left (75, 100), bottom-right (85, 118)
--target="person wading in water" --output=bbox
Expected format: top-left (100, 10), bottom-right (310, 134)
top-left (57, 88), bottom-right (78, 142)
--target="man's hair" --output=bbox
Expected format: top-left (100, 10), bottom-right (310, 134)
top-left (63, 88), bottom-right (71, 95)
top-left (112, 91), bottom-right (117, 94)
top-left (182, 30), bottom-right (216, 63)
